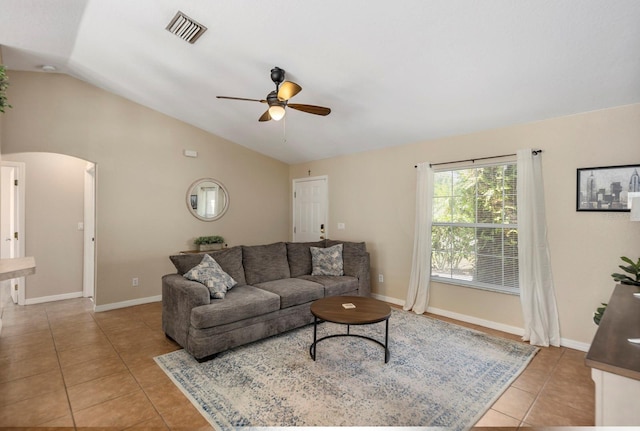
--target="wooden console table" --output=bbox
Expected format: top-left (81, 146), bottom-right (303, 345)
top-left (585, 283), bottom-right (640, 426)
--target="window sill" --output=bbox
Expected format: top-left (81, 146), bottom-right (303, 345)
top-left (430, 276), bottom-right (520, 296)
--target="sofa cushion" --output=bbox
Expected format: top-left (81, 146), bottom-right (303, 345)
top-left (286, 241), bottom-right (326, 277)
top-left (254, 278), bottom-right (324, 309)
top-left (310, 243), bottom-right (344, 276)
top-left (183, 254), bottom-right (237, 299)
top-left (190, 285), bottom-right (280, 329)
top-left (170, 246), bottom-right (246, 286)
top-left (299, 275), bottom-right (359, 297)
top-left (325, 239), bottom-right (366, 256)
top-left (242, 242), bottom-right (291, 285)
top-left (324, 240), bottom-right (367, 276)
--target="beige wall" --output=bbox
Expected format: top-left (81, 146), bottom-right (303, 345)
top-left (3, 69), bottom-right (639, 345)
top-left (290, 104), bottom-right (640, 345)
top-left (1, 71), bottom-right (290, 307)
top-left (2, 153), bottom-right (85, 301)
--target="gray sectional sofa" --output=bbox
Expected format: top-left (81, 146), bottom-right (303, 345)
top-left (162, 240), bottom-right (370, 361)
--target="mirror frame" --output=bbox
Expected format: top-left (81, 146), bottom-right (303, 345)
top-left (186, 178), bottom-right (230, 222)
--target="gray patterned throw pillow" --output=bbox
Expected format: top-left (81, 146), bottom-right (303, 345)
top-left (183, 254), bottom-right (237, 299)
top-left (310, 243), bottom-right (344, 276)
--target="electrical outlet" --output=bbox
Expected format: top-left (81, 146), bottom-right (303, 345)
top-left (132, 277), bottom-right (139, 287)
top-left (378, 274), bottom-right (384, 283)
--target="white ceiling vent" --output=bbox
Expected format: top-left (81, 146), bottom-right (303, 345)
top-left (166, 11), bottom-right (207, 44)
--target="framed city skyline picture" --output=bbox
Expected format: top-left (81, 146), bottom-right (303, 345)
top-left (577, 164), bottom-right (640, 212)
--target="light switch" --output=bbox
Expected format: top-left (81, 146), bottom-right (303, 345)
top-left (337, 223), bottom-right (345, 230)
top-left (77, 222), bottom-right (84, 231)
top-left (184, 149), bottom-right (198, 158)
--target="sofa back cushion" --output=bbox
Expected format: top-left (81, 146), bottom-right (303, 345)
top-left (242, 242), bottom-right (291, 285)
top-left (325, 239), bottom-right (367, 276)
top-left (286, 240), bottom-right (326, 277)
top-left (170, 246), bottom-right (246, 286)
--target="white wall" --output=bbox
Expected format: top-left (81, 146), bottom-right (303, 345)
top-left (290, 104), bottom-right (640, 346)
top-left (0, 49), bottom-right (4, 333)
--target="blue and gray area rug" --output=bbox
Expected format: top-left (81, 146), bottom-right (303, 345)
top-left (155, 309), bottom-right (537, 430)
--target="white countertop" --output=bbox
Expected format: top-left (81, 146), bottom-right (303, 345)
top-left (0, 256), bottom-right (36, 281)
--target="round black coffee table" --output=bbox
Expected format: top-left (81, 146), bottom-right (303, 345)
top-left (309, 295), bottom-right (391, 363)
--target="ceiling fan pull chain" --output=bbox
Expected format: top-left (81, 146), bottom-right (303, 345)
top-left (283, 116), bottom-right (287, 144)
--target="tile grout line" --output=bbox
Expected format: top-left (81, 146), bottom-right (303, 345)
top-left (51, 303), bottom-right (143, 429)
top-left (91, 306), bottom-right (174, 430)
top-left (518, 347), bottom-right (566, 427)
top-left (46, 302), bottom-right (79, 430)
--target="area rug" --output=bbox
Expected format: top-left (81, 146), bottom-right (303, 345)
top-left (155, 309), bottom-right (537, 430)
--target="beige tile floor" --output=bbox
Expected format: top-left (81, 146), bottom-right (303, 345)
top-left (0, 297), bottom-right (594, 429)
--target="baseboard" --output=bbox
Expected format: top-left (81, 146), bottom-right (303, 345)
top-left (558, 337), bottom-right (590, 352)
top-left (94, 295), bottom-right (162, 312)
top-left (25, 291), bottom-right (83, 305)
top-left (426, 305), bottom-right (525, 336)
top-left (371, 293), bottom-right (590, 352)
top-left (371, 293), bottom-right (404, 307)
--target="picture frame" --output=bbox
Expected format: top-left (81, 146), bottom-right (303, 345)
top-left (190, 195), bottom-right (198, 210)
top-left (576, 164), bottom-right (640, 211)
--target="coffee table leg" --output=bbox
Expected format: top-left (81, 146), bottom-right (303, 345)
top-left (310, 316), bottom-right (318, 360)
top-left (384, 319), bottom-right (390, 363)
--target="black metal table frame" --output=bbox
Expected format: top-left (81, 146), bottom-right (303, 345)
top-left (309, 316), bottom-right (390, 363)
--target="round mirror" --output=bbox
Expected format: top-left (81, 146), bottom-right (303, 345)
top-left (186, 178), bottom-right (229, 221)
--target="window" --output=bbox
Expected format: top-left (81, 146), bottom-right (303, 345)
top-left (431, 163), bottom-right (519, 294)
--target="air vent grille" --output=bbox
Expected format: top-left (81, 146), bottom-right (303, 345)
top-left (166, 11), bottom-right (207, 44)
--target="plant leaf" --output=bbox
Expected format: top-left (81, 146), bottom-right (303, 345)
top-left (621, 256), bottom-right (635, 266)
top-left (618, 265), bottom-right (637, 275)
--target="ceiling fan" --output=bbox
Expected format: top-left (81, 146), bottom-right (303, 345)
top-left (216, 67), bottom-right (331, 122)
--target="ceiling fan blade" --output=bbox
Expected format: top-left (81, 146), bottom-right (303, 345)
top-left (277, 81), bottom-right (302, 101)
top-left (258, 109), bottom-right (272, 122)
top-left (288, 104), bottom-right (331, 116)
top-left (217, 96), bottom-right (267, 103)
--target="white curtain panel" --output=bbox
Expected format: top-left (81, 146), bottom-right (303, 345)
top-left (517, 149), bottom-right (561, 347)
top-left (404, 162), bottom-right (434, 314)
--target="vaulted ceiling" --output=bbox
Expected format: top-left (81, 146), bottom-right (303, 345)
top-left (2, 1), bottom-right (640, 164)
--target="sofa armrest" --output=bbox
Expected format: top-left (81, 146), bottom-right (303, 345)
top-left (345, 253), bottom-right (371, 297)
top-left (162, 274), bottom-right (210, 348)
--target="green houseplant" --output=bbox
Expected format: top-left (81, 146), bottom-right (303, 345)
top-left (194, 235), bottom-right (225, 251)
top-left (594, 256), bottom-right (640, 325)
top-left (593, 303), bottom-right (607, 325)
top-left (611, 256), bottom-right (640, 286)
top-left (0, 65), bottom-right (11, 113)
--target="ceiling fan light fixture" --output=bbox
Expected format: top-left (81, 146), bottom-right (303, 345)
top-left (217, 67), bottom-right (331, 123)
top-left (268, 105), bottom-right (286, 121)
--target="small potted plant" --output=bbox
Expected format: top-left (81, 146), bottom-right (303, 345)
top-left (594, 256), bottom-right (640, 325)
top-left (611, 256), bottom-right (640, 286)
top-left (0, 65), bottom-right (11, 113)
top-left (194, 235), bottom-right (225, 252)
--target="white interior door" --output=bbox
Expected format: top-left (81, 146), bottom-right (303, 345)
top-left (83, 164), bottom-right (96, 299)
top-left (1, 162), bottom-right (26, 305)
top-left (293, 176), bottom-right (328, 242)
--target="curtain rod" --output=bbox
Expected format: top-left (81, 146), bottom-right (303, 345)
top-left (414, 149), bottom-right (542, 168)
